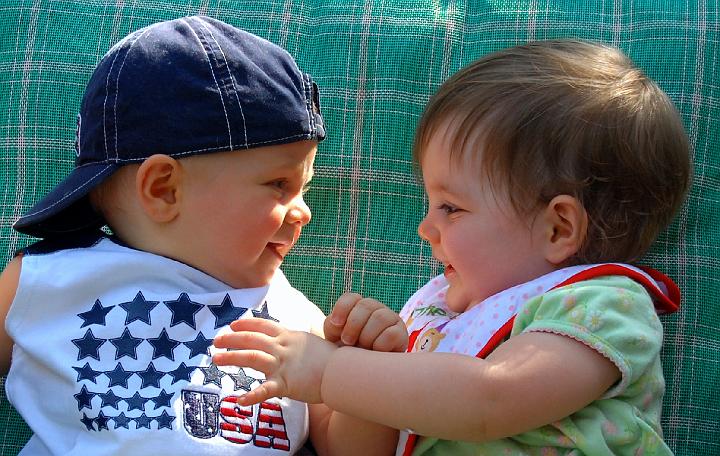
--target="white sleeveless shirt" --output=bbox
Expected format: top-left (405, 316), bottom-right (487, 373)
top-left (5, 234), bottom-right (325, 455)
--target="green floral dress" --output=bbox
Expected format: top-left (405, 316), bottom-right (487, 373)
top-left (413, 276), bottom-right (673, 456)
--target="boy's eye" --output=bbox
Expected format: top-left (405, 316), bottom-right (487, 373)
top-left (269, 179), bottom-right (288, 190)
top-left (302, 182), bottom-right (312, 194)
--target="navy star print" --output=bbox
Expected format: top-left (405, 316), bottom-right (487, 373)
top-left (69, 287), bottom-right (276, 438)
top-left (74, 385), bottom-right (95, 411)
top-left (119, 291), bottom-right (159, 325)
top-left (95, 411), bottom-right (110, 431)
top-left (169, 361), bottom-right (196, 384)
top-left (153, 389), bottom-right (174, 409)
top-left (105, 363), bottom-right (133, 388)
top-left (80, 413), bottom-right (95, 431)
top-left (147, 328), bottom-right (180, 361)
top-left (156, 410), bottom-right (176, 430)
top-left (109, 327), bottom-right (143, 360)
top-left (99, 389), bottom-right (123, 408)
top-left (73, 362), bottom-right (102, 383)
top-left (252, 301), bottom-right (279, 322)
top-left (184, 332), bottom-right (212, 358)
top-left (164, 293), bottom-right (203, 329)
top-left (125, 392), bottom-right (146, 412)
top-left (208, 293), bottom-right (247, 328)
top-left (135, 414), bottom-right (152, 429)
top-left (137, 362), bottom-right (165, 388)
top-left (113, 412), bottom-right (131, 429)
top-left (77, 299), bottom-right (114, 327)
top-left (72, 329), bottom-right (106, 361)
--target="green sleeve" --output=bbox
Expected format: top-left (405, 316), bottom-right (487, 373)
top-left (512, 275), bottom-right (665, 398)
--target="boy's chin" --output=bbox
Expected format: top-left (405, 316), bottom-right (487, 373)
top-left (215, 268), bottom-right (279, 290)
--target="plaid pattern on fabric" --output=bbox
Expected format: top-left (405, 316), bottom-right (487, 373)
top-left (1, 1), bottom-right (717, 455)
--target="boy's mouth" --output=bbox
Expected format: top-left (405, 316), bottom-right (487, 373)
top-left (267, 241), bottom-right (293, 259)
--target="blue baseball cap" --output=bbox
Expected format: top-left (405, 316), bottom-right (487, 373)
top-left (14, 15), bottom-right (326, 238)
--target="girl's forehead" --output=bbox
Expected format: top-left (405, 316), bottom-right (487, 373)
top-left (420, 129), bottom-right (485, 178)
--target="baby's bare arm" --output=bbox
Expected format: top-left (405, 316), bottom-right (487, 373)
top-left (311, 293), bottom-right (404, 455)
top-left (0, 256), bottom-right (21, 375)
top-left (320, 330), bottom-right (620, 441)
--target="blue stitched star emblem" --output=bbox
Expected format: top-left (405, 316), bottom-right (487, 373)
top-left (73, 384), bottom-right (95, 411)
top-left (164, 292), bottom-right (203, 329)
top-left (134, 413), bottom-right (152, 429)
top-left (184, 332), bottom-right (213, 358)
top-left (77, 299), bottom-right (114, 328)
top-left (147, 328), bottom-right (180, 361)
top-left (208, 293), bottom-right (247, 329)
top-left (73, 362), bottom-right (102, 383)
top-left (105, 362), bottom-right (133, 388)
top-left (252, 301), bottom-right (278, 322)
top-left (113, 412), bottom-right (131, 429)
top-left (229, 368), bottom-right (256, 392)
top-left (152, 389), bottom-right (174, 409)
top-left (137, 362), bottom-right (165, 388)
top-left (80, 412), bottom-right (95, 431)
top-left (156, 410), bottom-right (176, 430)
top-left (109, 327), bottom-right (143, 360)
top-left (72, 329), bottom-right (106, 361)
top-left (119, 291), bottom-right (159, 325)
top-left (125, 392), bottom-right (146, 412)
top-left (168, 361), bottom-right (196, 385)
top-left (99, 389), bottom-right (123, 409)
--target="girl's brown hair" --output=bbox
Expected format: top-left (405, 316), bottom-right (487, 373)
top-left (414, 39), bottom-right (691, 264)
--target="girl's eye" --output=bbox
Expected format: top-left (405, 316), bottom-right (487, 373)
top-left (438, 203), bottom-right (460, 214)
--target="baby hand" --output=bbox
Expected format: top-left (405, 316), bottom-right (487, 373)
top-left (324, 292), bottom-right (408, 353)
top-left (213, 318), bottom-right (335, 406)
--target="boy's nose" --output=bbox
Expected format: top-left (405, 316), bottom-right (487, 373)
top-left (287, 196), bottom-right (312, 225)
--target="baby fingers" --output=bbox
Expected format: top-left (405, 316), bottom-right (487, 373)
top-left (213, 330), bottom-right (283, 376)
top-left (235, 379), bottom-right (284, 406)
top-left (228, 317), bottom-right (283, 335)
top-left (214, 328), bottom-right (276, 352)
top-left (212, 348), bottom-right (278, 376)
top-left (368, 321), bottom-right (409, 352)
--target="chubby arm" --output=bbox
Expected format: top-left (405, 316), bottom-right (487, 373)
top-left (321, 331), bottom-right (619, 441)
top-left (308, 294), bottom-right (404, 456)
top-left (215, 319), bottom-right (618, 442)
top-left (0, 256), bottom-right (21, 375)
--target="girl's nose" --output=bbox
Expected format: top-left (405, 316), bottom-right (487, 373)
top-left (417, 214), bottom-right (437, 243)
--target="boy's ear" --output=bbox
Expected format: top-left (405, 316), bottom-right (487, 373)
top-left (135, 154), bottom-right (183, 223)
top-left (538, 194), bottom-right (588, 265)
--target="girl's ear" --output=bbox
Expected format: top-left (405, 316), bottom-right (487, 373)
top-left (538, 194), bottom-right (588, 265)
top-left (135, 154), bottom-right (183, 223)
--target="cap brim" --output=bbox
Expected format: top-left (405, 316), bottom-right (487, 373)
top-left (13, 163), bottom-right (118, 238)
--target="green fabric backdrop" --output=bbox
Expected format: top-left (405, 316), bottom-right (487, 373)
top-left (1, 1), bottom-right (717, 455)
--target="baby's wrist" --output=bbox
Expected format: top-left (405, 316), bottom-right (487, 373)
top-left (319, 345), bottom-right (353, 406)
